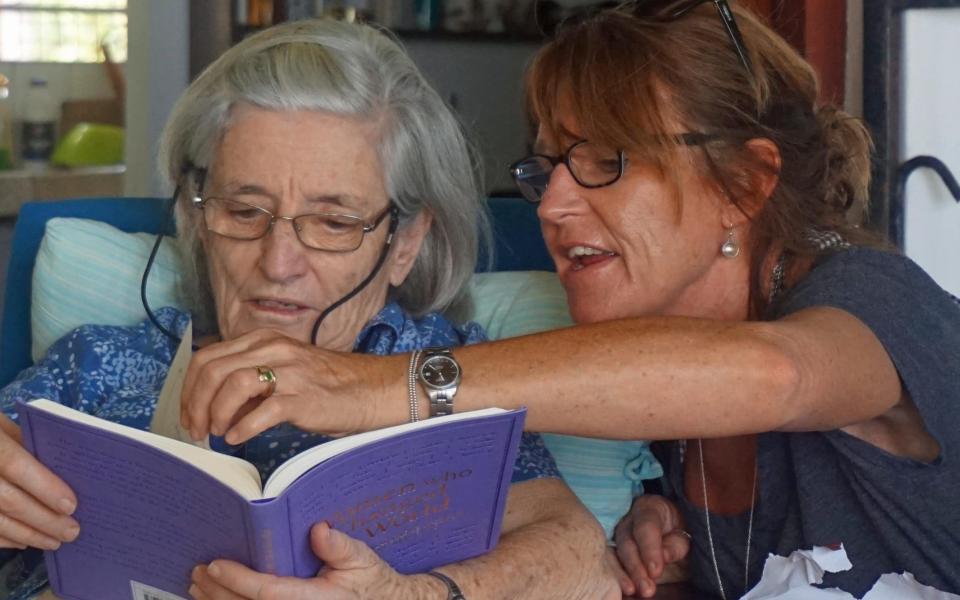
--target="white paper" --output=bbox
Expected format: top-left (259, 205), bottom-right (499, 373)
top-left (864, 573), bottom-right (960, 600)
top-left (740, 545), bottom-right (959, 600)
top-left (148, 321), bottom-right (210, 450)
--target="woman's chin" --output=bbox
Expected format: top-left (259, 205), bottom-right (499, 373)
top-left (567, 301), bottom-right (614, 325)
top-left (222, 316), bottom-right (314, 343)
top-left (567, 294), bottom-right (650, 325)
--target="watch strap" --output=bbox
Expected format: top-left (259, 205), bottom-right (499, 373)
top-left (417, 347), bottom-right (460, 418)
top-left (429, 394), bottom-right (455, 417)
top-left (426, 571), bottom-right (466, 600)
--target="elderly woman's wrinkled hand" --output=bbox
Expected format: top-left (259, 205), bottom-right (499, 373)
top-left (179, 328), bottom-right (386, 444)
top-left (188, 521), bottom-right (421, 600)
top-left (614, 494), bottom-right (690, 598)
top-left (0, 414), bottom-right (80, 550)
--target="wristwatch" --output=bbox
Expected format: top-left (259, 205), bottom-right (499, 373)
top-left (426, 571), bottom-right (466, 600)
top-left (417, 347), bottom-right (461, 417)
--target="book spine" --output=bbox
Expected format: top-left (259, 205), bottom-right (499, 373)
top-left (484, 411), bottom-right (525, 551)
top-left (247, 497), bottom-right (294, 575)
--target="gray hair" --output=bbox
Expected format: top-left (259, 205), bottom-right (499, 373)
top-left (159, 19), bottom-right (489, 329)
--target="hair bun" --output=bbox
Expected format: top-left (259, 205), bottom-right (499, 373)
top-left (814, 105), bottom-right (872, 215)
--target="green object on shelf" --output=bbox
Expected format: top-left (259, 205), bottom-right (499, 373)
top-left (51, 123), bottom-right (124, 167)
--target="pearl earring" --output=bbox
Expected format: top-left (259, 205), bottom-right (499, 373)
top-left (721, 228), bottom-right (741, 259)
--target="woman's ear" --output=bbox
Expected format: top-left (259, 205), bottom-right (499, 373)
top-left (711, 137), bottom-right (782, 227)
top-left (387, 211), bottom-right (432, 287)
top-left (743, 137), bottom-right (782, 211)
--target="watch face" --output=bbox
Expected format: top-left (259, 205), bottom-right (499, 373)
top-left (420, 355), bottom-right (460, 389)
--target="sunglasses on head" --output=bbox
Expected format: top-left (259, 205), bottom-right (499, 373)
top-left (557, 0), bottom-right (753, 79)
top-left (634, 0), bottom-right (753, 76)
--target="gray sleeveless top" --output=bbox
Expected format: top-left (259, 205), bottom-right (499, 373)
top-left (663, 247), bottom-right (960, 598)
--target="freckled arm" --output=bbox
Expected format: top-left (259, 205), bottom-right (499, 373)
top-left (370, 309), bottom-right (900, 439)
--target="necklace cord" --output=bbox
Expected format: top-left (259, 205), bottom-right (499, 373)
top-left (698, 438), bottom-right (758, 600)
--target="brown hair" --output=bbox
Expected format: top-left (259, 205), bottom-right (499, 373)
top-left (525, 3), bottom-right (881, 314)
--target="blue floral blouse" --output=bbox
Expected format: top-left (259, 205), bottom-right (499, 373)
top-left (0, 303), bottom-right (559, 599)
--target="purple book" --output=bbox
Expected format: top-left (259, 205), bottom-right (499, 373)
top-left (18, 400), bottom-right (525, 600)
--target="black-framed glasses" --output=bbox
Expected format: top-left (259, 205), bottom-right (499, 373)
top-left (631, 0), bottom-right (753, 77)
top-left (196, 196), bottom-right (397, 252)
top-left (509, 134), bottom-right (716, 204)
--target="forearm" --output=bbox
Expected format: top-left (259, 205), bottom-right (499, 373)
top-left (373, 310), bottom-right (898, 440)
top-left (374, 317), bottom-right (798, 440)
top-left (426, 478), bottom-right (612, 600)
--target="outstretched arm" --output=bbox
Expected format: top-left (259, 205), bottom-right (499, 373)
top-left (441, 307), bottom-right (901, 439)
top-left (190, 478), bottom-right (618, 600)
top-left (183, 307), bottom-right (900, 443)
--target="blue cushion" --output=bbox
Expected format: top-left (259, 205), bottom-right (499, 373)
top-left (0, 198), bottom-right (174, 387)
top-left (480, 197), bottom-right (554, 273)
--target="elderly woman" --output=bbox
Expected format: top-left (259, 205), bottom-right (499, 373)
top-left (0, 19), bottom-right (616, 600)
top-left (181, 3), bottom-right (960, 600)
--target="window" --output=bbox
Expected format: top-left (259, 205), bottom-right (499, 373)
top-left (0, 0), bottom-right (126, 63)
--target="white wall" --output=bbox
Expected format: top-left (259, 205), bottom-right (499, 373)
top-left (901, 9), bottom-right (960, 297)
top-left (0, 62), bottom-right (114, 114)
top-left (124, 0), bottom-right (189, 198)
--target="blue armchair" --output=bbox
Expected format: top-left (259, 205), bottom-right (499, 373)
top-left (0, 196), bottom-right (552, 387)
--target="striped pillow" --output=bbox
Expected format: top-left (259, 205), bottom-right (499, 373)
top-left (31, 217), bottom-right (184, 361)
top-left (463, 270), bottom-right (573, 339)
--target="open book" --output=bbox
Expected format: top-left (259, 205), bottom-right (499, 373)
top-left (19, 399), bottom-right (525, 600)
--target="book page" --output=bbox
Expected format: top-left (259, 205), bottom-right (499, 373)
top-left (30, 399), bottom-right (263, 500)
top-left (262, 408), bottom-right (507, 498)
top-left (149, 322), bottom-right (210, 450)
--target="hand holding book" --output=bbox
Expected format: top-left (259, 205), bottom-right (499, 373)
top-left (0, 412), bottom-right (79, 552)
top-left (191, 521), bottom-right (443, 599)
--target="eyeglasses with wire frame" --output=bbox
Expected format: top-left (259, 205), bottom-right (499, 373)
top-left (509, 134), bottom-right (716, 204)
top-left (196, 196), bottom-right (396, 252)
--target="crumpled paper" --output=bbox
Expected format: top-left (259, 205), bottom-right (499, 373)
top-left (739, 545), bottom-right (959, 600)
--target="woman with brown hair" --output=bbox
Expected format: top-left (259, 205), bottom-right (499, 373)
top-left (181, 2), bottom-right (960, 598)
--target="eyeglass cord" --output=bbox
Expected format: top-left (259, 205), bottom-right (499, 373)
top-left (309, 206), bottom-right (399, 346)
top-left (142, 181), bottom-right (194, 350)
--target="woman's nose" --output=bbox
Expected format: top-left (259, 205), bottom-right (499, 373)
top-left (536, 164), bottom-right (584, 224)
top-left (258, 218), bottom-right (308, 282)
